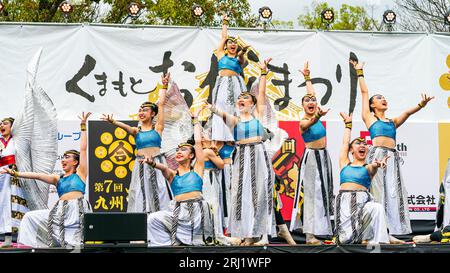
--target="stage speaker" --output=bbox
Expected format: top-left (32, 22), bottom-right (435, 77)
top-left (83, 212), bottom-right (147, 246)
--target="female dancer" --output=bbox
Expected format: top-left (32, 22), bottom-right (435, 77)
top-left (211, 13), bottom-right (249, 141)
top-left (144, 109), bottom-right (214, 246)
top-left (290, 62), bottom-right (334, 244)
top-left (102, 73), bottom-right (172, 213)
top-left (335, 112), bottom-right (390, 244)
top-left (217, 142), bottom-right (234, 231)
top-left (0, 118), bottom-right (28, 246)
top-left (2, 112), bottom-right (92, 248)
top-left (208, 58), bottom-right (275, 246)
top-left (351, 60), bottom-right (434, 239)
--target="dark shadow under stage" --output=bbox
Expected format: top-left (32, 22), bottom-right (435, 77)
top-left (1, 243), bottom-right (450, 254)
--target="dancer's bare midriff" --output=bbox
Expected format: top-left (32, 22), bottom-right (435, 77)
top-left (219, 69), bottom-right (239, 77)
top-left (371, 136), bottom-right (396, 149)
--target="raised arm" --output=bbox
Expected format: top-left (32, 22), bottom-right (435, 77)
top-left (101, 113), bottom-right (139, 135)
top-left (208, 103), bottom-right (238, 128)
top-left (237, 45), bottom-right (250, 67)
top-left (367, 155), bottom-right (390, 177)
top-left (204, 149), bottom-right (225, 169)
top-left (191, 108), bottom-right (205, 176)
top-left (350, 60), bottom-right (372, 124)
top-left (339, 112), bottom-right (353, 169)
top-left (300, 61), bottom-right (315, 96)
top-left (77, 112), bottom-right (90, 182)
top-left (299, 106), bottom-right (330, 133)
top-left (141, 157), bottom-right (176, 183)
top-left (393, 93), bottom-right (434, 128)
top-left (255, 58), bottom-right (272, 119)
top-left (217, 13), bottom-right (229, 57)
top-left (155, 72), bottom-right (170, 134)
top-left (0, 168), bottom-right (59, 185)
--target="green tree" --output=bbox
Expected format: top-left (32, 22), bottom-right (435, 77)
top-left (272, 19), bottom-right (294, 30)
top-left (0, 0), bottom-right (257, 27)
top-left (0, 0), bottom-right (101, 23)
top-left (298, 2), bottom-right (378, 31)
top-left (102, 0), bottom-right (257, 27)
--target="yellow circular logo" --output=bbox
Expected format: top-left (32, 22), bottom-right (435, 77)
top-left (100, 132), bottom-right (113, 145)
top-left (128, 135), bottom-right (135, 145)
top-left (95, 146), bottom-right (108, 159)
top-left (101, 160), bottom-right (114, 173)
top-left (115, 166), bottom-right (128, 179)
top-left (115, 127), bottom-right (127, 140)
top-left (129, 160), bottom-right (135, 172)
top-left (108, 140), bottom-right (134, 165)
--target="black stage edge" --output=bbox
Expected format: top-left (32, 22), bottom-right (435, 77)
top-left (1, 243), bottom-right (450, 253)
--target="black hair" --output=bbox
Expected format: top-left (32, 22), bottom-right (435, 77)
top-left (140, 102), bottom-right (159, 116)
top-left (368, 94), bottom-right (383, 113)
top-left (64, 150), bottom-right (80, 168)
top-left (1, 117), bottom-right (14, 126)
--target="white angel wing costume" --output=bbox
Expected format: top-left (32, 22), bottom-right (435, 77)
top-left (159, 81), bottom-right (193, 170)
top-left (251, 81), bottom-right (288, 160)
top-left (12, 48), bottom-right (58, 210)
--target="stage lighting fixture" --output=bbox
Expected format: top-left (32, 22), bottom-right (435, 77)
top-left (383, 10), bottom-right (396, 24)
top-left (192, 4), bottom-right (204, 17)
top-left (127, 2), bottom-right (141, 18)
top-left (321, 9), bottom-right (334, 29)
top-left (259, 6), bottom-right (272, 21)
top-left (59, 1), bottom-right (73, 15)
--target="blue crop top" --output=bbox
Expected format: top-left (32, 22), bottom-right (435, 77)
top-left (135, 129), bottom-right (161, 149)
top-left (57, 173), bottom-right (86, 197)
top-left (302, 120), bottom-right (326, 143)
top-left (340, 165), bottom-right (371, 189)
top-left (368, 119), bottom-right (396, 141)
top-left (233, 119), bottom-right (264, 141)
top-left (204, 160), bottom-right (216, 169)
top-left (219, 144), bottom-right (235, 159)
top-left (218, 55), bottom-right (243, 74)
top-left (170, 171), bottom-right (203, 196)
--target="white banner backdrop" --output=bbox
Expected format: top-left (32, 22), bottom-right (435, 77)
top-left (0, 24), bottom-right (449, 121)
top-left (1, 24), bottom-right (448, 220)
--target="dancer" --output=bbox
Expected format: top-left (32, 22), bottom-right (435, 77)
top-left (351, 60), bottom-right (434, 238)
top-left (208, 58), bottom-right (275, 246)
top-left (210, 13), bottom-right (249, 141)
top-left (335, 112), bottom-right (390, 244)
top-left (1, 49), bottom-right (57, 247)
top-left (3, 112), bottom-right (92, 248)
top-left (0, 117), bottom-right (28, 246)
top-left (217, 142), bottom-right (234, 231)
top-left (290, 62), bottom-right (334, 244)
top-left (145, 108), bottom-right (214, 246)
top-left (102, 73), bottom-right (172, 213)
top-left (201, 133), bottom-right (229, 243)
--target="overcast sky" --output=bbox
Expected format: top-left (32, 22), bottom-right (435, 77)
top-left (248, 0), bottom-right (398, 26)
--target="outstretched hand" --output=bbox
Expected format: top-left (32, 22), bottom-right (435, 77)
top-left (374, 155), bottom-right (390, 169)
top-left (161, 72), bottom-right (171, 86)
top-left (101, 114), bottom-right (114, 123)
top-left (349, 60), bottom-right (365, 70)
top-left (78, 112), bottom-right (92, 124)
top-left (258, 58), bottom-right (272, 71)
top-left (340, 112), bottom-right (353, 123)
top-left (299, 61), bottom-right (310, 77)
top-left (420, 93), bottom-right (435, 107)
top-left (139, 156), bottom-right (154, 165)
top-left (317, 106), bottom-right (330, 117)
top-left (0, 168), bottom-right (13, 175)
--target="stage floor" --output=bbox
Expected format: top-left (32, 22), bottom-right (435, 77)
top-left (1, 243), bottom-right (450, 253)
